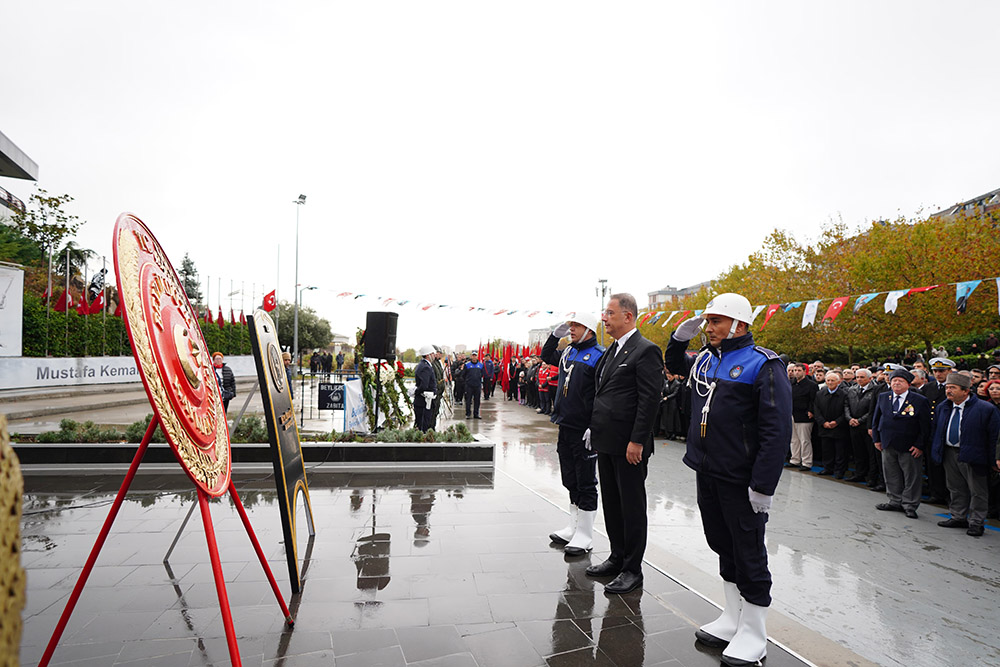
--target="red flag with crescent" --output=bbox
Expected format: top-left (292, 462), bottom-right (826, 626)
top-left (760, 304), bottom-right (781, 330)
top-left (262, 289), bottom-right (277, 312)
top-left (822, 296), bottom-right (849, 322)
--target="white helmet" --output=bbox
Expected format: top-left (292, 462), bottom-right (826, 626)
top-left (566, 310), bottom-right (600, 333)
top-left (703, 293), bottom-right (753, 339)
top-left (418, 344), bottom-right (436, 357)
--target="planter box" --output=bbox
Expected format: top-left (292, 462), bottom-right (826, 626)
top-left (13, 435), bottom-right (494, 472)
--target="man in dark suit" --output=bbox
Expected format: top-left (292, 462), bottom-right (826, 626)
top-left (413, 345), bottom-right (437, 432)
top-left (813, 370), bottom-right (850, 478)
top-left (871, 368), bottom-right (932, 518)
top-left (585, 293), bottom-right (663, 595)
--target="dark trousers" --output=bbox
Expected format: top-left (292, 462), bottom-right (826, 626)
top-left (849, 426), bottom-right (871, 479)
top-left (558, 427), bottom-right (598, 511)
top-left (414, 394), bottom-right (432, 431)
top-left (539, 391), bottom-right (550, 414)
top-left (820, 433), bottom-right (849, 475)
top-left (464, 384), bottom-right (481, 417)
top-left (596, 452), bottom-right (648, 576)
top-left (925, 453), bottom-right (949, 501)
top-left (697, 473), bottom-right (772, 607)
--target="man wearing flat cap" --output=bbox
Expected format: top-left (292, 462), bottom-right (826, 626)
top-left (930, 372), bottom-right (1000, 537)
top-left (918, 357), bottom-right (956, 503)
top-left (871, 368), bottom-right (932, 518)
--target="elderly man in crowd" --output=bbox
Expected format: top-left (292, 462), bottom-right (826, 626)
top-left (846, 368), bottom-right (880, 486)
top-left (871, 368), bottom-right (932, 519)
top-left (931, 372), bottom-right (1000, 537)
top-left (814, 370), bottom-right (850, 478)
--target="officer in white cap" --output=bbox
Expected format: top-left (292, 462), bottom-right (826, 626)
top-left (414, 345), bottom-right (437, 431)
top-left (540, 310), bottom-right (605, 557)
top-left (664, 293), bottom-right (791, 667)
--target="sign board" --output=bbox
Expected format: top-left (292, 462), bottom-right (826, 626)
top-left (344, 378), bottom-right (368, 433)
top-left (248, 310), bottom-right (315, 594)
top-left (318, 382), bottom-right (344, 410)
top-left (0, 264), bottom-right (23, 357)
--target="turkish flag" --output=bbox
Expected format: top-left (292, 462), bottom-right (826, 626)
top-left (239, 310), bottom-right (246, 325)
top-left (672, 310), bottom-right (693, 328)
top-left (217, 308), bottom-right (225, 329)
top-left (113, 297), bottom-right (123, 318)
top-left (53, 290), bottom-right (68, 312)
top-left (89, 290), bottom-right (105, 314)
top-left (761, 304), bottom-right (781, 330)
top-left (908, 284), bottom-right (940, 295)
top-left (822, 297), bottom-right (849, 323)
top-left (262, 289), bottom-right (277, 312)
top-left (230, 308), bottom-right (236, 325)
top-left (76, 293), bottom-right (90, 315)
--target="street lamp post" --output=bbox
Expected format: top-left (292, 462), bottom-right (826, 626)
top-left (297, 285), bottom-right (317, 428)
top-left (596, 278), bottom-right (609, 345)
top-left (292, 194), bottom-right (306, 366)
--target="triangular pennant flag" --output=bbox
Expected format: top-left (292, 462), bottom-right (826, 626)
top-left (783, 301), bottom-right (803, 312)
top-left (638, 312), bottom-right (654, 325)
top-left (748, 305), bottom-right (766, 325)
top-left (955, 280), bottom-right (981, 314)
top-left (648, 312), bottom-right (663, 325)
top-left (822, 296), bottom-right (849, 323)
top-left (801, 300), bottom-right (820, 328)
top-left (672, 310), bottom-right (693, 328)
top-left (336, 292), bottom-right (352, 298)
top-left (660, 311), bottom-right (679, 327)
top-left (853, 292), bottom-right (879, 313)
top-left (908, 284), bottom-right (940, 295)
top-left (693, 309), bottom-right (703, 316)
top-left (761, 304), bottom-right (780, 330)
top-left (884, 289), bottom-right (908, 314)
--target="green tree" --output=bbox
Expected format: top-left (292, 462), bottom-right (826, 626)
top-left (0, 221), bottom-right (45, 266)
top-left (178, 253), bottom-right (202, 304)
top-left (275, 300), bottom-right (332, 351)
top-left (52, 240), bottom-right (95, 291)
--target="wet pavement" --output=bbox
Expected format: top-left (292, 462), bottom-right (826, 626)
top-left (14, 393), bottom-right (1000, 666)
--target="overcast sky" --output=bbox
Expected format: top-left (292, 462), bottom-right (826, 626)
top-left (2, 1), bottom-right (998, 351)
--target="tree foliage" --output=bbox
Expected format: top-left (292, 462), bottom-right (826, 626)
top-left (9, 188), bottom-right (82, 252)
top-left (178, 253), bottom-right (203, 304)
top-left (275, 300), bottom-right (333, 351)
top-left (637, 212), bottom-right (1000, 364)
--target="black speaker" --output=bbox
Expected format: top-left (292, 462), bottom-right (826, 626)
top-left (365, 311), bottom-right (398, 360)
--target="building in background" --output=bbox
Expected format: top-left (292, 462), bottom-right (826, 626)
top-left (647, 282), bottom-right (711, 310)
top-left (930, 187), bottom-right (1000, 219)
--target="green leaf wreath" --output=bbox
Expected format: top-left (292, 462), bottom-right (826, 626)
top-left (356, 328), bottom-right (413, 431)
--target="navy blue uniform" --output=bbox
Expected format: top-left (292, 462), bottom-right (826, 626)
top-left (541, 333), bottom-right (605, 512)
top-left (665, 332), bottom-right (791, 607)
top-left (413, 358), bottom-right (436, 431)
top-left (463, 360), bottom-right (484, 417)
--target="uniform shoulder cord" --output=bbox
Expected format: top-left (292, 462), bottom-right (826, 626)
top-left (688, 348), bottom-right (717, 437)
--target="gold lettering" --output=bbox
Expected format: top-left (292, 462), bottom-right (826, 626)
top-left (280, 408), bottom-right (294, 431)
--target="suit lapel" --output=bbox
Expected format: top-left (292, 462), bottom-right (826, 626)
top-left (599, 331), bottom-right (640, 391)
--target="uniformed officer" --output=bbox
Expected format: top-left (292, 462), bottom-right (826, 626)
top-left (413, 345), bottom-right (437, 431)
top-left (665, 293), bottom-right (791, 667)
top-left (463, 351), bottom-right (484, 419)
top-left (540, 311), bottom-right (604, 557)
top-left (430, 346), bottom-right (446, 430)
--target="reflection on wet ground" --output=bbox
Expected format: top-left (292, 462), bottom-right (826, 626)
top-left (469, 399), bottom-right (1000, 667)
top-left (21, 466), bottom-right (808, 666)
top-left (19, 396), bottom-right (1000, 666)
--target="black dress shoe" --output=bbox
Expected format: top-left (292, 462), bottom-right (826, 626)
top-left (967, 525), bottom-right (985, 537)
top-left (925, 496), bottom-right (946, 505)
top-left (876, 503), bottom-right (904, 512)
top-left (904, 509), bottom-right (918, 519)
top-left (604, 571), bottom-right (643, 595)
top-left (845, 476), bottom-right (866, 483)
top-left (937, 518), bottom-right (968, 528)
top-left (817, 470), bottom-right (834, 476)
top-left (872, 484), bottom-right (886, 492)
top-left (585, 559), bottom-right (622, 578)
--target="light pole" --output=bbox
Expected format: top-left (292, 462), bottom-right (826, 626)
top-left (596, 278), bottom-right (609, 345)
top-left (292, 194), bottom-right (306, 366)
top-left (298, 285), bottom-right (317, 427)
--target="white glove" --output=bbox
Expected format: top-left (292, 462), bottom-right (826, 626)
top-left (582, 428), bottom-right (592, 451)
top-left (748, 487), bottom-right (772, 514)
top-left (552, 322), bottom-right (571, 338)
top-left (422, 391), bottom-right (435, 402)
top-left (673, 316), bottom-right (705, 342)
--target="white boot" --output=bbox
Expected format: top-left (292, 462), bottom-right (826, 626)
top-left (564, 510), bottom-right (597, 556)
top-left (549, 504), bottom-right (578, 544)
top-left (721, 599), bottom-right (768, 666)
top-left (695, 581), bottom-right (742, 647)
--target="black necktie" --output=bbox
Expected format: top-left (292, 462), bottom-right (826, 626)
top-left (601, 342), bottom-right (618, 383)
